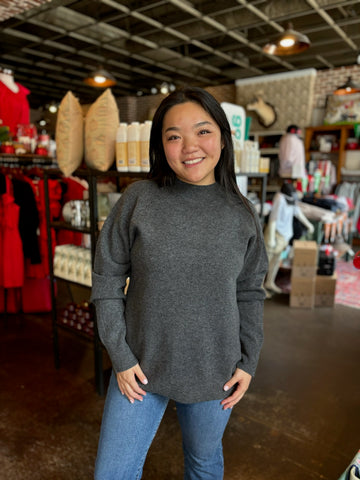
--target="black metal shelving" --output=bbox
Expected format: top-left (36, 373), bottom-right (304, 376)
top-left (0, 152), bottom-right (54, 166)
top-left (43, 167), bottom-right (145, 396)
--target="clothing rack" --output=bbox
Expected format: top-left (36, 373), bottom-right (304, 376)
top-left (0, 165), bottom-right (52, 315)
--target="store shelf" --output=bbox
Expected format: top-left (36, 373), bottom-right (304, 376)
top-left (54, 275), bottom-right (91, 288)
top-left (0, 152), bottom-right (54, 166)
top-left (236, 172), bottom-right (268, 222)
top-left (307, 150), bottom-right (339, 155)
top-left (43, 167), bottom-right (147, 396)
top-left (341, 168), bottom-right (360, 177)
top-left (260, 148), bottom-right (280, 155)
top-left (50, 221), bottom-right (91, 235)
top-left (304, 124), bottom-right (355, 184)
top-left (249, 130), bottom-right (284, 187)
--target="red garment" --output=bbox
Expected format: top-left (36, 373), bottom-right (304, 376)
top-left (5, 287), bottom-right (22, 313)
top-left (0, 81), bottom-right (30, 136)
top-left (0, 176), bottom-right (24, 287)
top-left (25, 178), bottom-right (62, 279)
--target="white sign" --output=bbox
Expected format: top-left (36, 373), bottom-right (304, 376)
top-left (221, 102), bottom-right (246, 173)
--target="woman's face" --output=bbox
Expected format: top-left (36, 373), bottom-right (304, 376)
top-left (161, 101), bottom-right (223, 186)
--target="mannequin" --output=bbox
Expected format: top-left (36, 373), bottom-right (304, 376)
top-left (264, 182), bottom-right (314, 294)
top-left (278, 124), bottom-right (306, 180)
top-left (0, 68), bottom-right (19, 93)
top-left (0, 68), bottom-right (30, 136)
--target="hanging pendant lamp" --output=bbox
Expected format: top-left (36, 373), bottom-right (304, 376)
top-left (83, 2), bottom-right (116, 89)
top-left (83, 67), bottom-right (116, 88)
top-left (333, 76), bottom-right (360, 95)
top-left (262, 22), bottom-right (311, 56)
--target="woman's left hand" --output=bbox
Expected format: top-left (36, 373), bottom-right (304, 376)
top-left (220, 368), bottom-right (252, 410)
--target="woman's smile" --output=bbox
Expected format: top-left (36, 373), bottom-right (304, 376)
top-left (183, 157), bottom-right (204, 166)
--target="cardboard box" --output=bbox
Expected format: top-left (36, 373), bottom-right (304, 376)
top-left (290, 277), bottom-right (315, 308)
top-left (292, 240), bottom-right (318, 267)
top-left (291, 265), bottom-right (317, 279)
top-left (315, 273), bottom-right (337, 307)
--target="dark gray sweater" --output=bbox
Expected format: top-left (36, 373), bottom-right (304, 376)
top-left (91, 179), bottom-right (268, 403)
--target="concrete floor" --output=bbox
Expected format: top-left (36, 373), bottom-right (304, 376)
top-left (1, 294), bottom-right (359, 480)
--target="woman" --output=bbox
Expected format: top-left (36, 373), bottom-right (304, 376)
top-left (91, 87), bottom-right (268, 479)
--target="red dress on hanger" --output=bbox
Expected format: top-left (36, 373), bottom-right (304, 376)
top-left (25, 178), bottom-right (62, 278)
top-left (0, 176), bottom-right (24, 288)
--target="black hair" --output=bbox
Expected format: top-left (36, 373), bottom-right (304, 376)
top-left (149, 86), bottom-right (248, 207)
top-left (280, 180), bottom-right (297, 205)
top-left (286, 124), bottom-right (300, 134)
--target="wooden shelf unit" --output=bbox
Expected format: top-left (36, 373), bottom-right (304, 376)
top-left (304, 124), bottom-right (355, 184)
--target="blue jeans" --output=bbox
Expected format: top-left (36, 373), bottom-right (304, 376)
top-left (95, 372), bottom-right (232, 480)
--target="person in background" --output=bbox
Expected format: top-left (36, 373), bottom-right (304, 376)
top-left (278, 124), bottom-right (307, 180)
top-left (91, 86), bottom-right (268, 479)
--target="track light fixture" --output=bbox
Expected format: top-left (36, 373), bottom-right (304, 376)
top-left (262, 22), bottom-right (311, 56)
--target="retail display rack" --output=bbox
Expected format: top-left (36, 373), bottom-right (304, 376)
top-left (304, 124), bottom-right (356, 184)
top-left (249, 130), bottom-right (284, 193)
top-left (43, 168), bottom-right (144, 396)
top-left (0, 153), bottom-right (54, 166)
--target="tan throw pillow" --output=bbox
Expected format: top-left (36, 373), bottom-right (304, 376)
top-left (84, 89), bottom-right (119, 172)
top-left (55, 91), bottom-right (84, 177)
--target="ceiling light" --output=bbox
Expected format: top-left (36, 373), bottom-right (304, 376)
top-left (83, 67), bottom-right (116, 88)
top-left (48, 103), bottom-right (58, 113)
top-left (333, 76), bottom-right (360, 95)
top-left (160, 82), bottom-right (169, 94)
top-left (262, 22), bottom-right (310, 56)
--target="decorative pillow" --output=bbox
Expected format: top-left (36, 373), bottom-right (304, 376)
top-left (84, 89), bottom-right (119, 171)
top-left (55, 91), bottom-right (84, 177)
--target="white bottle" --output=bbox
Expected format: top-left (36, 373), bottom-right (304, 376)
top-left (116, 122), bottom-right (128, 172)
top-left (127, 122), bottom-right (141, 172)
top-left (140, 120), bottom-right (152, 172)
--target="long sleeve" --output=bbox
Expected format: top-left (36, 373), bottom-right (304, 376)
top-left (91, 190), bottom-right (138, 373)
top-left (236, 214), bottom-right (268, 376)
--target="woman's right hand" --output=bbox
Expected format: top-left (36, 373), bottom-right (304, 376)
top-left (116, 364), bottom-right (148, 404)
